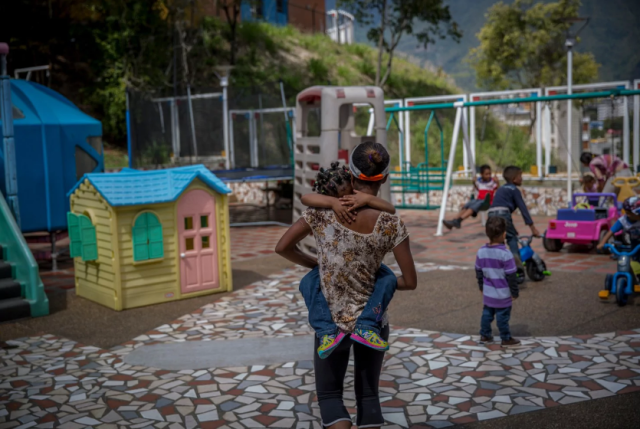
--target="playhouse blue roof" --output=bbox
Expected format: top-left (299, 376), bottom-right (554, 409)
top-left (68, 165), bottom-right (232, 207)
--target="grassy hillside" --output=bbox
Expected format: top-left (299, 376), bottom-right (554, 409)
top-left (107, 22), bottom-right (537, 171)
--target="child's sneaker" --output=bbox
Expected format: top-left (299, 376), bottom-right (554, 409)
top-left (479, 336), bottom-right (494, 344)
top-left (317, 332), bottom-right (346, 359)
top-left (501, 338), bottom-right (522, 347)
top-left (442, 219), bottom-right (461, 230)
top-left (351, 329), bottom-right (389, 351)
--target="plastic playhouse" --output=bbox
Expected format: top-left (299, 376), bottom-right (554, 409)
top-left (67, 165), bottom-right (232, 310)
top-left (543, 193), bottom-right (620, 252)
top-left (293, 86), bottom-right (388, 254)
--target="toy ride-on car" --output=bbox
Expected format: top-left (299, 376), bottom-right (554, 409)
top-left (519, 235), bottom-right (550, 281)
top-left (599, 243), bottom-right (640, 306)
top-left (543, 193), bottom-right (619, 252)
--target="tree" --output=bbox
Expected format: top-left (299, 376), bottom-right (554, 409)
top-left (217, 0), bottom-right (245, 65)
top-left (339, 0), bottom-right (461, 87)
top-left (468, 0), bottom-right (600, 90)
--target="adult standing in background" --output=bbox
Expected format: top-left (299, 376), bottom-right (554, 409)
top-left (580, 152), bottom-right (632, 194)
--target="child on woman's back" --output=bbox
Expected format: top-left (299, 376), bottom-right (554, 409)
top-left (297, 161), bottom-right (398, 359)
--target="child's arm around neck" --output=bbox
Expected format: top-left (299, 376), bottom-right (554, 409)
top-left (339, 190), bottom-right (396, 214)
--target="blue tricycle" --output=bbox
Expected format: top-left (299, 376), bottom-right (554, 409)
top-left (519, 236), bottom-right (550, 282)
top-left (600, 243), bottom-right (640, 306)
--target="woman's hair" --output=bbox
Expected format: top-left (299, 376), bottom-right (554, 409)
top-left (313, 162), bottom-right (351, 197)
top-left (580, 152), bottom-right (594, 165)
top-left (351, 141), bottom-right (390, 178)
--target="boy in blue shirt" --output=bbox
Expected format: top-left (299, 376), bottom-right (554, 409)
top-left (487, 166), bottom-right (540, 283)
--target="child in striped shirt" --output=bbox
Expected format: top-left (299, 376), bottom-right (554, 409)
top-left (475, 216), bottom-right (521, 347)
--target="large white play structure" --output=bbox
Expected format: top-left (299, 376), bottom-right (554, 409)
top-left (293, 86), bottom-right (388, 254)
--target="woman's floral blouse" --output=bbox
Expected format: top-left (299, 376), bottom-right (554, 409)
top-left (302, 208), bottom-right (409, 333)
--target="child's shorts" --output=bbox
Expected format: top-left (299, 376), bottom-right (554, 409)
top-left (463, 199), bottom-right (485, 217)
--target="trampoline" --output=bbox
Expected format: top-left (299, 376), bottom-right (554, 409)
top-left (216, 165), bottom-right (294, 227)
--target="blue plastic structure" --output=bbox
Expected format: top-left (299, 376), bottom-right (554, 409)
top-left (0, 79), bottom-right (103, 232)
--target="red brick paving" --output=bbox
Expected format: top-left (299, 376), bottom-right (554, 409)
top-left (36, 210), bottom-right (614, 295)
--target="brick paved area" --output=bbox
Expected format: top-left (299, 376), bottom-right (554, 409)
top-left (2, 264), bottom-right (639, 429)
top-left (36, 209), bottom-right (617, 295)
top-left (400, 210), bottom-right (613, 274)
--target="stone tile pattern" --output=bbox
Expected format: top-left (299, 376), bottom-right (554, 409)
top-left (225, 181), bottom-right (571, 217)
top-left (2, 265), bottom-right (640, 429)
top-left (393, 185), bottom-right (569, 217)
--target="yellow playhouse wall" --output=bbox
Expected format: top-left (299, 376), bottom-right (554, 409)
top-left (215, 192), bottom-right (233, 294)
top-left (114, 179), bottom-right (233, 310)
top-left (70, 180), bottom-right (122, 310)
top-left (115, 200), bottom-right (178, 310)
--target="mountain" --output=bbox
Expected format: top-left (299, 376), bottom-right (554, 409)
top-left (329, 0), bottom-right (640, 91)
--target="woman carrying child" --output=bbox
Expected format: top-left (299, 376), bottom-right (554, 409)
top-left (276, 142), bottom-right (417, 429)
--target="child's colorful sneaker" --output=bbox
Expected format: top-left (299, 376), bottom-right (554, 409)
top-left (351, 329), bottom-right (389, 351)
top-left (317, 332), bottom-right (346, 359)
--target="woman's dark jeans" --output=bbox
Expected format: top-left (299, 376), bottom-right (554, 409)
top-left (313, 324), bottom-right (390, 428)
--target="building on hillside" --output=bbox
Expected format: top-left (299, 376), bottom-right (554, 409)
top-left (204, 1), bottom-right (326, 33)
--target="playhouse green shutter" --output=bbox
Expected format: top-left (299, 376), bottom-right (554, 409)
top-left (147, 214), bottom-right (164, 259)
top-left (133, 212), bottom-right (163, 262)
top-left (67, 212), bottom-right (82, 258)
top-left (78, 214), bottom-right (98, 261)
top-left (133, 213), bottom-right (150, 261)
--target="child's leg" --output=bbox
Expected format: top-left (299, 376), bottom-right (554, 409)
top-left (354, 264), bottom-right (397, 334)
top-left (495, 306), bottom-right (512, 341)
top-left (479, 305), bottom-right (495, 339)
top-left (503, 214), bottom-right (523, 268)
top-left (459, 208), bottom-right (475, 220)
top-left (299, 267), bottom-right (338, 338)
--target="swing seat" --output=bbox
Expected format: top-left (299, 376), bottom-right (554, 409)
top-left (479, 193), bottom-right (492, 212)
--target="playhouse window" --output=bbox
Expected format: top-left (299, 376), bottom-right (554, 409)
top-left (132, 212), bottom-right (164, 262)
top-left (202, 236), bottom-right (210, 248)
top-left (200, 215), bottom-right (209, 228)
top-left (67, 212), bottom-right (98, 262)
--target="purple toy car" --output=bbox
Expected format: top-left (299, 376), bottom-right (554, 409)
top-left (543, 193), bottom-right (620, 252)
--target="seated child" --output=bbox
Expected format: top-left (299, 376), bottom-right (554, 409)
top-left (597, 196), bottom-right (640, 278)
top-left (581, 174), bottom-right (600, 207)
top-left (298, 162), bottom-right (398, 359)
top-left (487, 166), bottom-right (540, 283)
top-left (443, 164), bottom-right (499, 229)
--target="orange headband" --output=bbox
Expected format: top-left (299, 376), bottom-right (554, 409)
top-left (355, 173), bottom-right (385, 182)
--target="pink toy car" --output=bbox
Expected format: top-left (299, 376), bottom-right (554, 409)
top-left (543, 193), bottom-right (620, 252)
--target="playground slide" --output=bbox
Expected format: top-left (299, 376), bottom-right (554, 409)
top-left (0, 191), bottom-right (48, 322)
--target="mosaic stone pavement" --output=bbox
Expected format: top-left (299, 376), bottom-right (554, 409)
top-left (3, 264), bottom-right (640, 429)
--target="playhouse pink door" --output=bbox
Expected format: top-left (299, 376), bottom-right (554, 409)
top-left (178, 190), bottom-right (219, 294)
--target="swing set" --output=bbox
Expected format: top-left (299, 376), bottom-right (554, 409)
top-left (385, 87), bottom-right (640, 236)
top-left (387, 109), bottom-right (448, 209)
